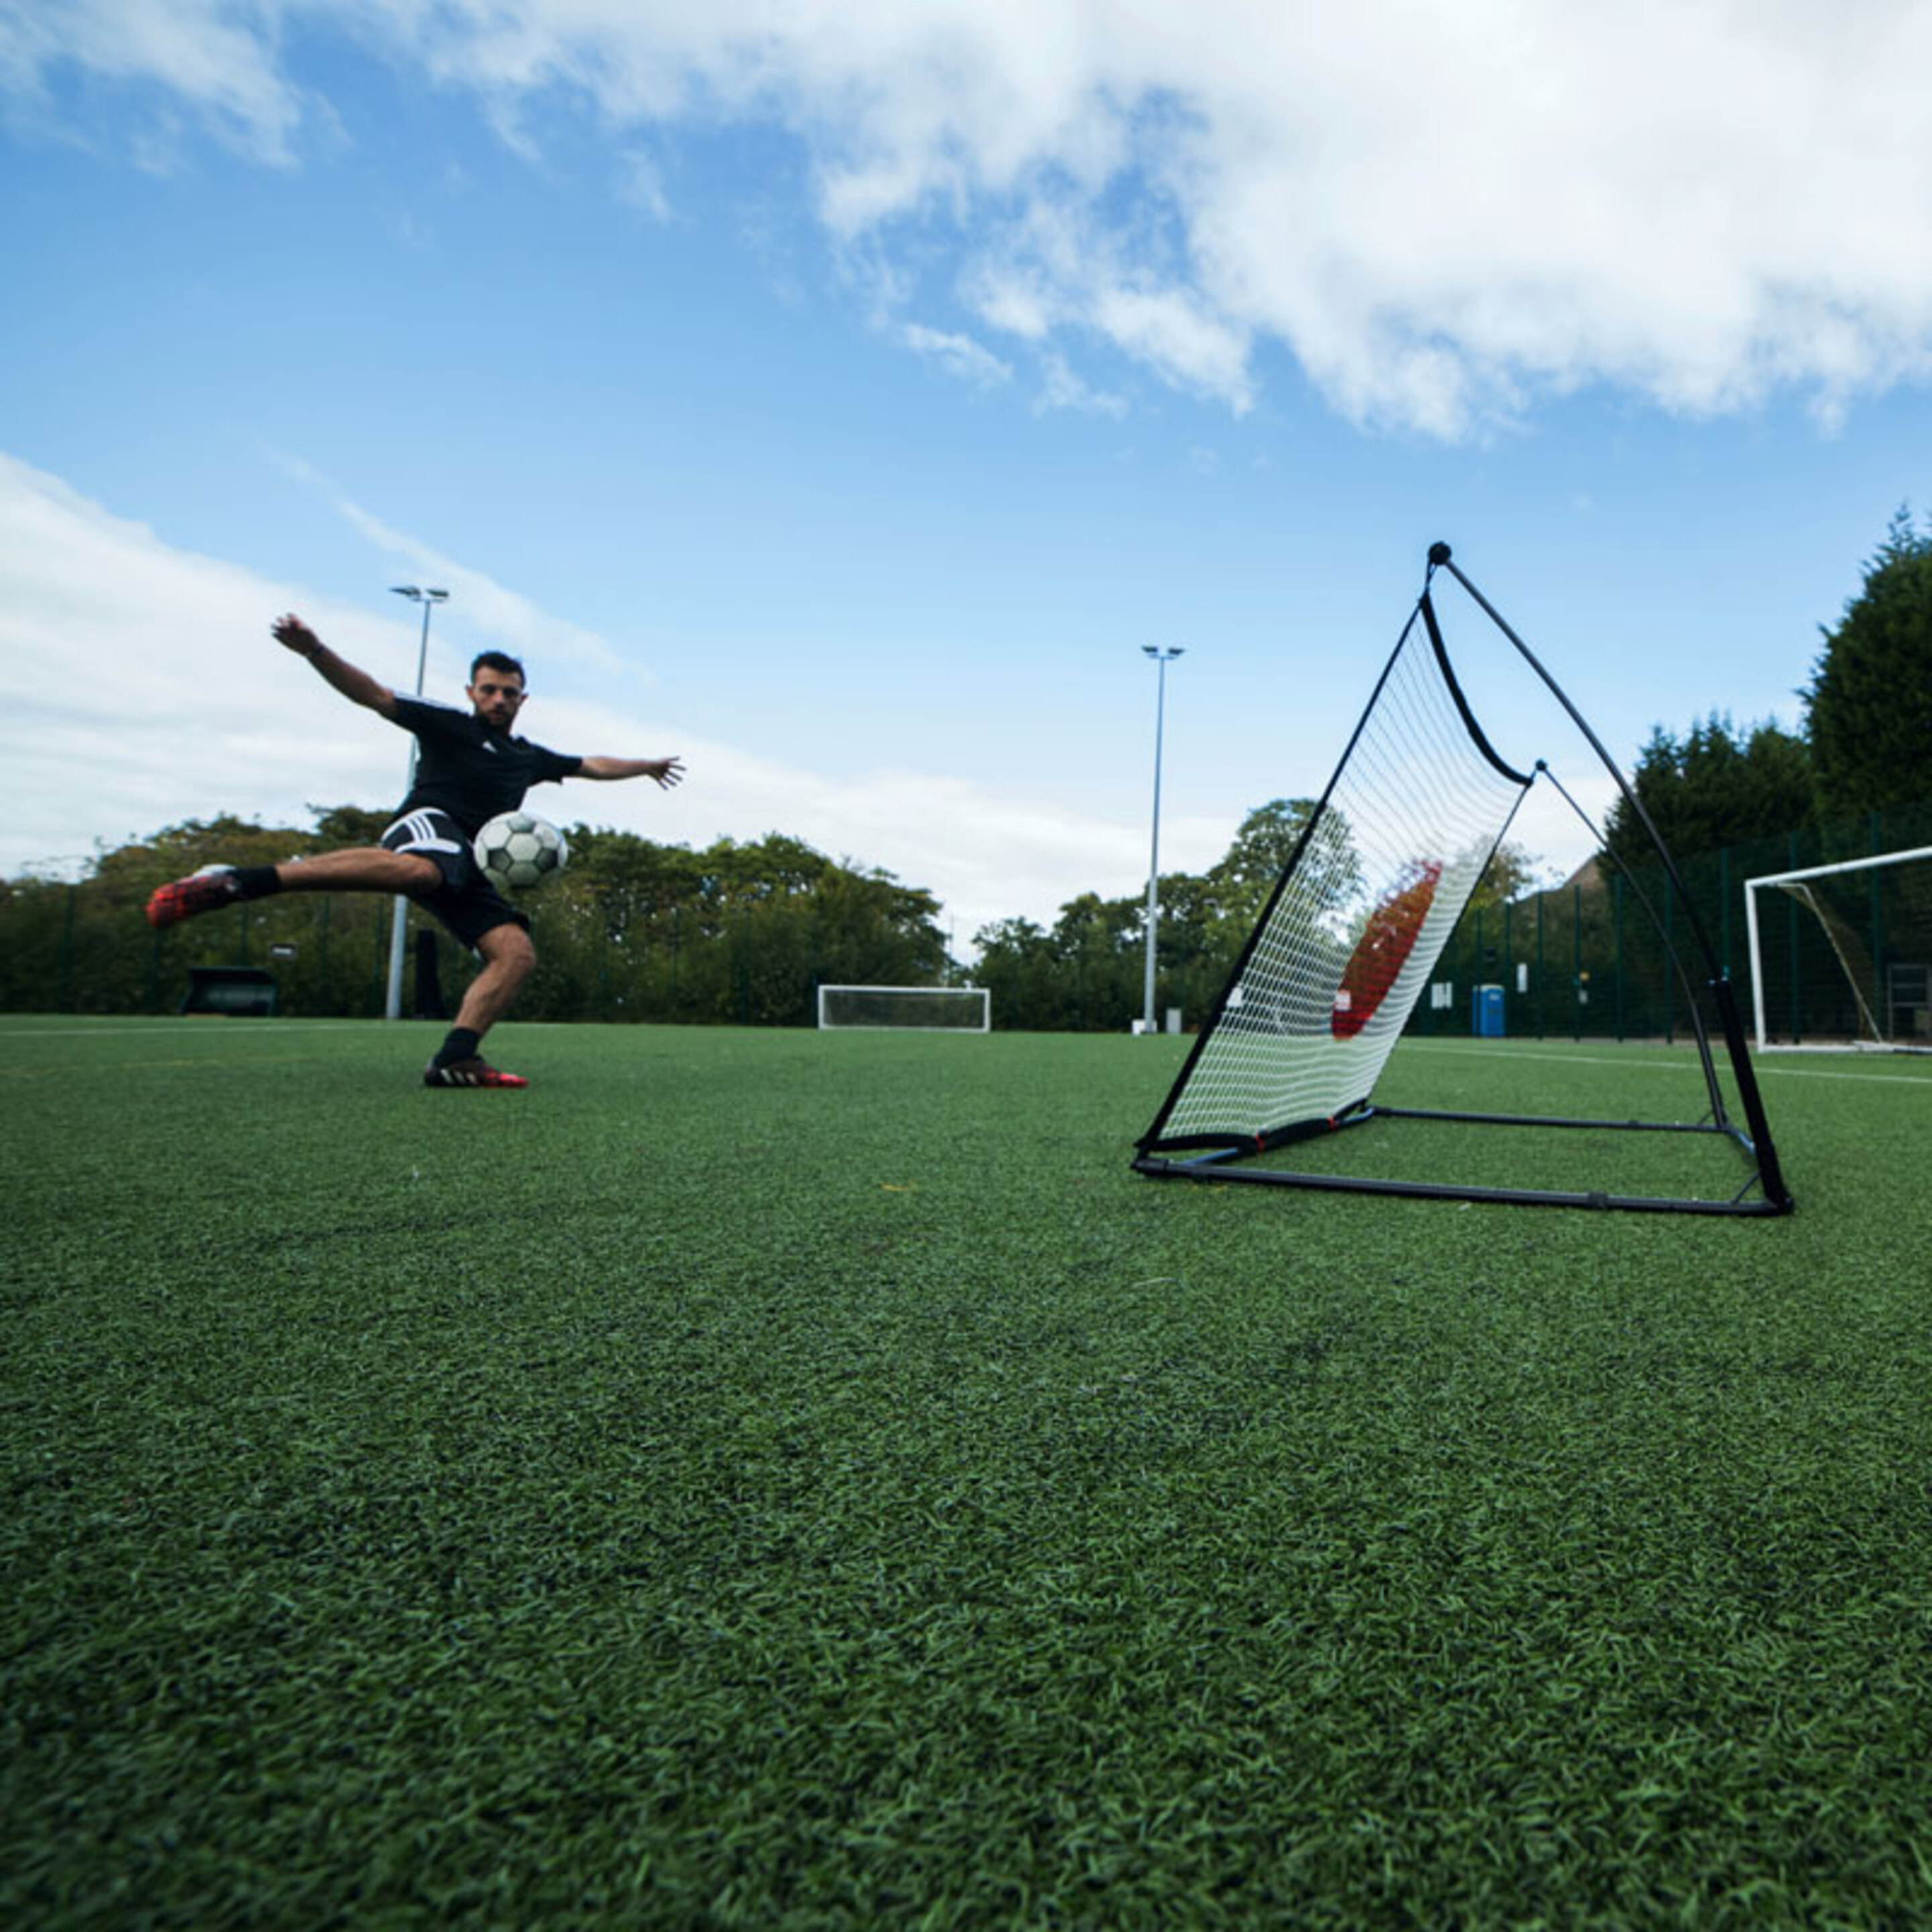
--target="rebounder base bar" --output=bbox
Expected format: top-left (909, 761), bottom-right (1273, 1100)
top-left (1132, 1106), bottom-right (1786, 1216)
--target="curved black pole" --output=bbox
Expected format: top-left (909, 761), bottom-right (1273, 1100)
top-left (1426, 543), bottom-right (1792, 1211)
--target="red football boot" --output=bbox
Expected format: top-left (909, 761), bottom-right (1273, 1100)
top-left (423, 1058), bottom-right (529, 1089)
top-left (146, 867), bottom-right (244, 928)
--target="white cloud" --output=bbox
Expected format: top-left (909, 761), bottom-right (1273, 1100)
top-left (0, 451), bottom-right (1186, 942)
top-left (1090, 284), bottom-right (1254, 411)
top-left (0, 453), bottom-right (420, 869)
top-left (549, 729), bottom-right (1232, 950)
top-left (268, 451), bottom-right (627, 679)
top-left (614, 146), bottom-right (673, 222)
top-left (900, 323), bottom-right (1013, 390)
top-left (0, 0), bottom-right (306, 164)
top-left (11, 1), bottom-right (1932, 432)
top-left (1034, 352), bottom-right (1128, 419)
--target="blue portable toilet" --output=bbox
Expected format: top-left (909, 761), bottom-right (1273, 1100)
top-left (1471, 983), bottom-right (1505, 1038)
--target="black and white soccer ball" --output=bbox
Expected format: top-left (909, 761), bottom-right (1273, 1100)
top-left (473, 811), bottom-right (568, 892)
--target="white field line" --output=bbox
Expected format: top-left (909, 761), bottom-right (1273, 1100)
top-left (3, 1024), bottom-right (1928, 1087)
top-left (0, 1022), bottom-right (361, 1040)
top-left (1400, 1040), bottom-right (1932, 1087)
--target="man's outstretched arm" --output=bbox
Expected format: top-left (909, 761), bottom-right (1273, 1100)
top-left (272, 614), bottom-right (399, 718)
top-left (576, 755), bottom-right (686, 788)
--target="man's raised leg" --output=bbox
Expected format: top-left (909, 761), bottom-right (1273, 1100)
top-left (146, 849), bottom-right (438, 926)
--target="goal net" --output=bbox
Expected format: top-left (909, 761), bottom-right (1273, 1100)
top-left (817, 985), bottom-right (990, 1032)
top-left (1134, 544), bottom-right (1792, 1216)
top-left (1144, 598), bottom-right (1531, 1148)
top-left (1745, 846), bottom-right (1932, 1052)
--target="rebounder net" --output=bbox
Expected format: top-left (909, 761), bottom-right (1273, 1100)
top-left (1141, 594), bottom-right (1531, 1154)
top-left (1134, 545), bottom-right (1793, 1216)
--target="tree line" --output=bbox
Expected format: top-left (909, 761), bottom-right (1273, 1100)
top-left (0, 812), bottom-right (949, 1027)
top-left (969, 800), bottom-right (1538, 1032)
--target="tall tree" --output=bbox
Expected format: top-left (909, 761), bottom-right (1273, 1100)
top-left (1203, 798), bottom-right (1358, 946)
top-left (1603, 713), bottom-right (1813, 870)
top-left (3, 810), bottom-right (953, 1026)
top-left (1804, 506), bottom-right (1932, 818)
top-left (1465, 840), bottom-right (1546, 920)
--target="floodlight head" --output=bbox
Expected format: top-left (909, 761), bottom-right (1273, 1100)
top-left (390, 584), bottom-right (421, 599)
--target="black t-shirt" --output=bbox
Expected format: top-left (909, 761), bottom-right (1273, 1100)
top-left (390, 695), bottom-right (582, 836)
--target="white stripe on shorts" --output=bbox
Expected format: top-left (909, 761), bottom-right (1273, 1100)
top-left (382, 808), bottom-right (465, 855)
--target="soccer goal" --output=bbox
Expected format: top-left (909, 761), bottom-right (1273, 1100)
top-left (1132, 543), bottom-right (1793, 1216)
top-left (1744, 846), bottom-right (1932, 1052)
top-left (816, 985), bottom-right (991, 1032)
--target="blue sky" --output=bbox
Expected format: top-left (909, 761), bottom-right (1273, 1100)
top-left (5, 1), bottom-right (1931, 950)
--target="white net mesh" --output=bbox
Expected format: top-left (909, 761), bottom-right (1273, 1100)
top-left (1753, 850), bottom-right (1932, 1050)
top-left (1149, 606), bottom-right (1529, 1148)
top-left (817, 985), bottom-right (990, 1031)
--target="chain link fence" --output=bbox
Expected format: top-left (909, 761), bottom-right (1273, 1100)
top-left (1407, 799), bottom-right (1932, 1046)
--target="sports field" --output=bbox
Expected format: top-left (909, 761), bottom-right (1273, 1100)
top-left (5, 1016), bottom-right (1930, 1927)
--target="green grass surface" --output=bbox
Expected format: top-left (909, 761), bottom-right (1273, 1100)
top-left (4, 1018), bottom-right (1931, 1927)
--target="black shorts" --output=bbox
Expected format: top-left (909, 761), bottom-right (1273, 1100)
top-left (380, 809), bottom-right (529, 952)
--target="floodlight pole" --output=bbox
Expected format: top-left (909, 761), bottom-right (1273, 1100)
top-left (1142, 645), bottom-right (1184, 1034)
top-left (384, 586), bottom-right (449, 1021)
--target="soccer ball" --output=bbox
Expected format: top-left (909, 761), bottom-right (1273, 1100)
top-left (473, 811), bottom-right (568, 892)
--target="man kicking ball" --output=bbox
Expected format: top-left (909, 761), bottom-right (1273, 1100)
top-left (146, 612), bottom-right (684, 1088)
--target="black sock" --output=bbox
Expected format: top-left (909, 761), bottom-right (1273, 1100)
top-left (232, 865), bottom-right (282, 900)
top-left (435, 1028), bottom-right (482, 1067)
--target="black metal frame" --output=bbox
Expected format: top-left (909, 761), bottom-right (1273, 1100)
top-left (1132, 544), bottom-right (1795, 1217)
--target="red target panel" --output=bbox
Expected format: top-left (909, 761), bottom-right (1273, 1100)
top-left (1331, 859), bottom-right (1443, 1039)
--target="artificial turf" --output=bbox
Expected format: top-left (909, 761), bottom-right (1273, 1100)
top-left (3, 1016), bottom-right (1931, 1927)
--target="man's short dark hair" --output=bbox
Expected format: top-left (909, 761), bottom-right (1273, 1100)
top-left (470, 649), bottom-right (526, 686)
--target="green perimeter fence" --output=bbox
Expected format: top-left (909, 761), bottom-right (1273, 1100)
top-left (7, 798), bottom-right (1932, 1037)
top-left (1407, 798), bottom-right (1932, 1049)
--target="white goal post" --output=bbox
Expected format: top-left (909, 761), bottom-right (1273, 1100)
top-left (1744, 845), bottom-right (1932, 1053)
top-left (816, 985), bottom-right (991, 1032)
